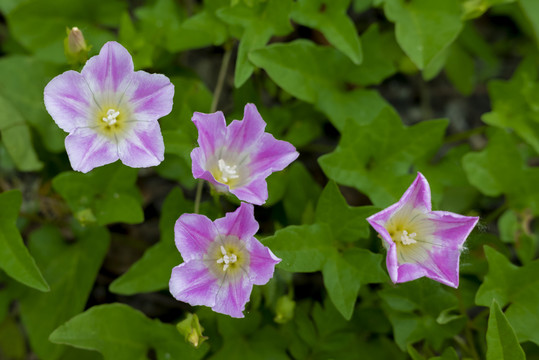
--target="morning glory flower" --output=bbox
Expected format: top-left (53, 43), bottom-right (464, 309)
top-left (367, 172), bottom-right (479, 288)
top-left (169, 202), bottom-right (281, 318)
top-left (44, 41), bottom-right (174, 173)
top-left (191, 103), bottom-right (299, 205)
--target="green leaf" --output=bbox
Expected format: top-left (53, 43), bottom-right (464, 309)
top-left (265, 223), bottom-right (334, 272)
top-left (0, 316), bottom-right (26, 359)
top-left (519, 0), bottom-right (539, 45)
top-left (53, 164), bottom-right (144, 226)
top-left (323, 249), bottom-right (386, 319)
top-left (49, 303), bottom-right (208, 360)
top-left (380, 279), bottom-right (466, 350)
top-left (0, 190), bottom-right (48, 291)
top-left (217, 0), bottom-right (293, 87)
top-left (476, 246), bottom-right (539, 345)
top-left (319, 107), bottom-right (448, 207)
top-left (291, 0), bottom-right (362, 64)
top-left (0, 56), bottom-right (65, 152)
top-left (486, 300), bottom-right (526, 360)
top-left (444, 42), bottom-right (475, 95)
top-left (7, 0), bottom-right (124, 63)
top-left (0, 95), bottom-right (43, 171)
top-left (20, 225), bottom-right (110, 360)
top-left (383, 0), bottom-right (463, 70)
top-left (166, 0), bottom-right (229, 52)
top-left (249, 40), bottom-right (392, 130)
top-left (462, 129), bottom-right (539, 215)
top-left (109, 187), bottom-right (188, 295)
top-left (283, 162), bottom-right (321, 224)
top-left (481, 56), bottom-right (539, 153)
top-left (315, 181), bottom-right (377, 242)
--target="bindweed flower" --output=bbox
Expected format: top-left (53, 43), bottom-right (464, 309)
top-left (44, 41), bottom-right (174, 173)
top-left (191, 103), bottom-right (299, 205)
top-left (169, 202), bottom-right (281, 318)
top-left (367, 172), bottom-right (478, 288)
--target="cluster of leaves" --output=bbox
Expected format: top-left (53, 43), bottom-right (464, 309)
top-left (1, 0), bottom-right (539, 359)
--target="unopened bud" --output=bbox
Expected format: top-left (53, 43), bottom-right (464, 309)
top-left (64, 27), bottom-right (91, 66)
top-left (274, 295), bottom-right (295, 324)
top-left (176, 313), bottom-right (208, 348)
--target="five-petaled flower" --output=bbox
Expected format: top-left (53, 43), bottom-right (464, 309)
top-left (367, 172), bottom-right (478, 288)
top-left (169, 202), bottom-right (281, 318)
top-left (191, 103), bottom-right (299, 205)
top-left (44, 41), bottom-right (174, 173)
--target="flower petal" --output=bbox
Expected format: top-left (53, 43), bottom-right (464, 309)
top-left (229, 177), bottom-right (268, 205)
top-left (214, 202), bottom-right (259, 241)
top-left (65, 128), bottom-right (118, 173)
top-left (246, 239), bottom-right (281, 285)
top-left (399, 172), bottom-right (432, 212)
top-left (126, 71), bottom-right (174, 121)
top-left (175, 213), bottom-right (219, 261)
top-left (117, 121), bottom-right (164, 168)
top-left (249, 133), bottom-right (299, 176)
top-left (192, 111), bottom-right (226, 161)
top-left (212, 276), bottom-right (253, 318)
top-left (44, 70), bottom-right (94, 132)
top-left (430, 211), bottom-right (479, 249)
top-left (225, 103), bottom-right (266, 153)
top-left (169, 260), bottom-right (220, 308)
top-left (81, 41), bottom-right (134, 95)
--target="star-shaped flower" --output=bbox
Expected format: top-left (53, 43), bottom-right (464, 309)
top-left (44, 41), bottom-right (174, 173)
top-left (367, 172), bottom-right (479, 288)
top-left (169, 202), bottom-right (281, 318)
top-left (191, 103), bottom-right (299, 205)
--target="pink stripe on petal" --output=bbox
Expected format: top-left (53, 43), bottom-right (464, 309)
top-left (212, 276), bottom-right (253, 318)
top-left (65, 128), bottom-right (118, 173)
top-left (225, 103), bottom-right (267, 153)
top-left (229, 177), bottom-right (268, 206)
top-left (250, 133), bottom-right (299, 176)
top-left (44, 70), bottom-right (94, 132)
top-left (81, 41), bottom-right (134, 94)
top-left (175, 213), bottom-right (218, 260)
top-left (192, 111), bottom-right (226, 160)
top-left (386, 244), bottom-right (399, 284)
top-left (247, 239), bottom-right (281, 285)
top-left (398, 172), bottom-right (432, 212)
top-left (169, 260), bottom-right (220, 308)
top-left (117, 121), bottom-right (164, 168)
top-left (128, 71), bottom-right (174, 121)
top-left (214, 203), bottom-right (259, 241)
top-left (431, 211), bottom-right (479, 249)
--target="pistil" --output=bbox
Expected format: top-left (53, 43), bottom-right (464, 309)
top-left (102, 109), bottom-right (120, 126)
top-left (216, 245), bottom-right (237, 271)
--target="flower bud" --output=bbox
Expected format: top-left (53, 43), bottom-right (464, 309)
top-left (176, 313), bottom-right (207, 348)
top-left (64, 27), bottom-right (91, 65)
top-left (274, 295), bottom-right (295, 324)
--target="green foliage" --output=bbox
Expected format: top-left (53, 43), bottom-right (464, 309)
top-left (319, 107), bottom-right (448, 207)
top-left (476, 246), bottom-right (539, 345)
top-left (52, 164), bottom-right (144, 226)
top-left (486, 300), bottom-right (526, 360)
top-left (50, 303), bottom-right (208, 360)
top-left (0, 190), bottom-right (48, 291)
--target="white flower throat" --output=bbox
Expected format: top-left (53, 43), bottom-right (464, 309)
top-left (216, 245), bottom-right (237, 271)
top-left (218, 159), bottom-right (239, 183)
top-left (102, 108), bottom-right (120, 126)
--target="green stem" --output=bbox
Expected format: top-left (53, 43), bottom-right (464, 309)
top-left (193, 44), bottom-right (233, 214)
top-left (444, 125), bottom-right (487, 144)
top-left (455, 288), bottom-right (481, 360)
top-left (483, 202), bottom-right (508, 224)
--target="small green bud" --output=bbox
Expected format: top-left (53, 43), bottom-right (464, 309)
top-left (176, 313), bottom-right (208, 348)
top-left (64, 27), bottom-right (91, 66)
top-left (75, 208), bottom-right (96, 226)
top-left (274, 295), bottom-right (295, 324)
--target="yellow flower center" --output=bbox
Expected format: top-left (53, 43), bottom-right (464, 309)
top-left (204, 236), bottom-right (249, 281)
top-left (97, 106), bottom-right (129, 136)
top-left (212, 159), bottom-right (241, 188)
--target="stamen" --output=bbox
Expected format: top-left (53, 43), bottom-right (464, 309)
top-left (218, 159), bottom-right (239, 183)
top-left (400, 230), bottom-right (417, 245)
top-left (102, 108), bottom-right (120, 126)
top-left (216, 246), bottom-right (238, 271)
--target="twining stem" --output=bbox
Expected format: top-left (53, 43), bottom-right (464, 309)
top-left (194, 44), bottom-right (233, 214)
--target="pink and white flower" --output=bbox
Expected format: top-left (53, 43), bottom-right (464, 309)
top-left (169, 202), bottom-right (281, 318)
top-left (367, 172), bottom-right (479, 288)
top-left (191, 103), bottom-right (299, 205)
top-left (44, 41), bottom-right (174, 173)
